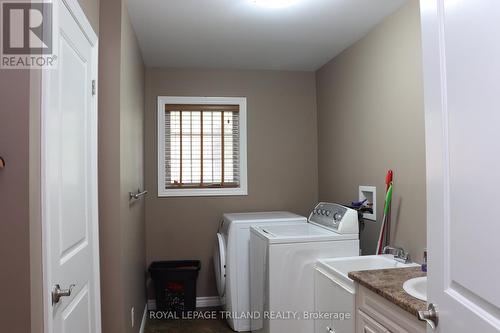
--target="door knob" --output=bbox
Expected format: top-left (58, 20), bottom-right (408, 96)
top-left (418, 303), bottom-right (439, 329)
top-left (326, 326), bottom-right (336, 333)
top-left (52, 284), bottom-right (75, 305)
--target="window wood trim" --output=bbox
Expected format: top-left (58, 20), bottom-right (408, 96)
top-left (165, 104), bottom-right (240, 112)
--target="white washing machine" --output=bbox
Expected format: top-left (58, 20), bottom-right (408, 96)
top-left (214, 212), bottom-right (307, 332)
top-left (250, 202), bottom-right (360, 333)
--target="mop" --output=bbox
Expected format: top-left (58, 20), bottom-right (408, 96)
top-left (376, 170), bottom-right (393, 254)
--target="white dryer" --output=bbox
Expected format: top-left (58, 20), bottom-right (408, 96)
top-left (214, 212), bottom-right (307, 331)
top-left (250, 202), bottom-right (360, 333)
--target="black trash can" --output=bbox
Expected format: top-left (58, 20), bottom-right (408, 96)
top-left (149, 260), bottom-right (201, 314)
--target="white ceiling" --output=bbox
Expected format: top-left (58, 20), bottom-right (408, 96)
top-left (126, 0), bottom-right (407, 71)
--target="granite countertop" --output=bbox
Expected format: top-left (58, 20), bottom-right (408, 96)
top-left (348, 267), bottom-right (426, 316)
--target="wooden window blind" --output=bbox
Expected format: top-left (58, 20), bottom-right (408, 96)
top-left (164, 104), bottom-right (240, 189)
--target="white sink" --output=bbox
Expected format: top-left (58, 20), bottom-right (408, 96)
top-left (316, 255), bottom-right (418, 290)
top-left (403, 276), bottom-right (427, 301)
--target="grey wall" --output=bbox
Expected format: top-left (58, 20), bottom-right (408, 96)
top-left (0, 70), bottom-right (31, 333)
top-left (99, 0), bottom-right (146, 332)
top-left (78, 0), bottom-right (99, 33)
top-left (316, 0), bottom-right (426, 260)
top-left (144, 68), bottom-right (318, 297)
top-left (98, 1), bottom-right (123, 332)
top-left (120, 2), bottom-right (147, 331)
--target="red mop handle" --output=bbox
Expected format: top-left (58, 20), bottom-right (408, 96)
top-left (386, 169), bottom-right (393, 190)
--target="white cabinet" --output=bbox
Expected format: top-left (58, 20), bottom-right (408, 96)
top-left (314, 268), bottom-right (336, 333)
top-left (355, 285), bottom-right (425, 333)
top-left (357, 310), bottom-right (389, 333)
top-left (314, 268), bottom-right (355, 333)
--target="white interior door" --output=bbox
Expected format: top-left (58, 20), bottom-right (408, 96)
top-left (42, 1), bottom-right (100, 332)
top-left (421, 0), bottom-right (500, 331)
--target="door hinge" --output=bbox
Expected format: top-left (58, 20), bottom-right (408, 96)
top-left (92, 80), bottom-right (96, 96)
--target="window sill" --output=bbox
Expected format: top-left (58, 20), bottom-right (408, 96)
top-left (158, 187), bottom-right (248, 197)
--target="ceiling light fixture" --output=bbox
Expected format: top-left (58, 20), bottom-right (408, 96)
top-left (251, 0), bottom-right (298, 9)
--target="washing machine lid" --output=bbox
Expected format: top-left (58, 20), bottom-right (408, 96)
top-left (214, 233), bottom-right (226, 297)
top-left (223, 211), bottom-right (306, 225)
top-left (253, 223), bottom-right (358, 244)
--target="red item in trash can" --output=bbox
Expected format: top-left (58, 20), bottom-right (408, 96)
top-left (167, 282), bottom-right (184, 293)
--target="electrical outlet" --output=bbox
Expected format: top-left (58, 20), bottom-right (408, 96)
top-left (131, 307), bottom-right (135, 327)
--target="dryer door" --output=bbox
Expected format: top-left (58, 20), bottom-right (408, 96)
top-left (214, 233), bottom-right (226, 297)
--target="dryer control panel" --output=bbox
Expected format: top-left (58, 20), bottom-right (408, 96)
top-left (308, 202), bottom-right (359, 234)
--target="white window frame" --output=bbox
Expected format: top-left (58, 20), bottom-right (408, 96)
top-left (157, 96), bottom-right (248, 197)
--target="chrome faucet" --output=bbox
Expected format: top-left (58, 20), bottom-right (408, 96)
top-left (383, 246), bottom-right (412, 264)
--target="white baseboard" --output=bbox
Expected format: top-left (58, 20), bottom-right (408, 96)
top-left (147, 296), bottom-right (221, 310)
top-left (139, 304), bottom-right (147, 333)
top-left (196, 296), bottom-right (221, 308)
top-left (147, 299), bottom-right (157, 311)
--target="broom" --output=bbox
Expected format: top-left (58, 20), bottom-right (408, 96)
top-left (376, 170), bottom-right (393, 254)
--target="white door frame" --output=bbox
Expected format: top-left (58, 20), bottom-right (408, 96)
top-left (40, 0), bottom-right (100, 332)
